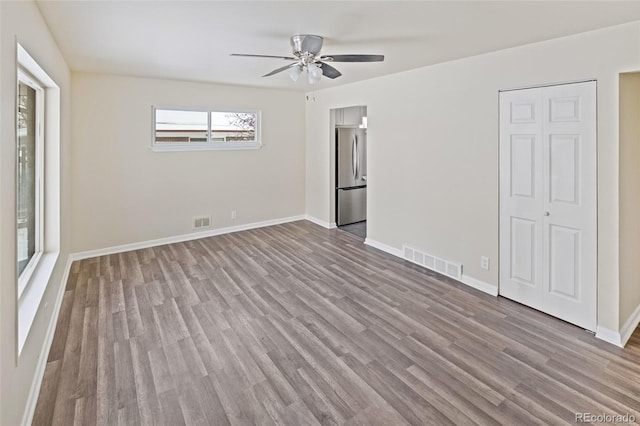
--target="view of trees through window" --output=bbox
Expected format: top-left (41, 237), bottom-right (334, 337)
top-left (155, 109), bottom-right (257, 144)
top-left (223, 112), bottom-right (256, 141)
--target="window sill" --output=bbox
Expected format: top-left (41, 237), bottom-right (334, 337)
top-left (17, 251), bottom-right (43, 299)
top-left (18, 251), bottom-right (59, 355)
top-left (151, 142), bottom-right (262, 152)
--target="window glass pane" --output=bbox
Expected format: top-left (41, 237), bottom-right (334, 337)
top-left (212, 112), bottom-right (257, 142)
top-left (17, 82), bottom-right (37, 276)
top-left (155, 109), bottom-right (207, 143)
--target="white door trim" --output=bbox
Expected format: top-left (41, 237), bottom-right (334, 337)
top-left (499, 79), bottom-right (597, 93)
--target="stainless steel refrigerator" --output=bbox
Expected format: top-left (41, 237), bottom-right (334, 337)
top-left (336, 127), bottom-right (367, 226)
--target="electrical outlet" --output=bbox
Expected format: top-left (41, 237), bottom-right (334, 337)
top-left (231, 210), bottom-right (237, 220)
top-left (480, 256), bottom-right (490, 270)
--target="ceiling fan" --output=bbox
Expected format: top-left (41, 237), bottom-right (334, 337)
top-left (231, 34), bottom-right (384, 84)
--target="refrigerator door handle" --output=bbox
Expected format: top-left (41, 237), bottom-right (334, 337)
top-left (353, 133), bottom-right (360, 179)
top-left (352, 134), bottom-right (357, 180)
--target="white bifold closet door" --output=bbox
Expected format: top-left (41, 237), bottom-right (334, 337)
top-left (499, 81), bottom-right (597, 331)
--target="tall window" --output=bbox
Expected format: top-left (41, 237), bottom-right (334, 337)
top-left (152, 107), bottom-right (261, 151)
top-left (17, 71), bottom-right (43, 282)
top-left (16, 44), bottom-right (61, 356)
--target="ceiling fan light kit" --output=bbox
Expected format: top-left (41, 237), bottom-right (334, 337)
top-left (288, 65), bottom-right (303, 82)
top-left (231, 34), bottom-right (384, 84)
top-left (306, 63), bottom-right (323, 84)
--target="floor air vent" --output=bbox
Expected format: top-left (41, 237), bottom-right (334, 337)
top-left (402, 244), bottom-right (463, 280)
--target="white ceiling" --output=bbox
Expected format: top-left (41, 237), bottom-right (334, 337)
top-left (36, 1), bottom-right (640, 92)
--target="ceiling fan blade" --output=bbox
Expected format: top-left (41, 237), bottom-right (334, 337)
top-left (320, 54), bottom-right (384, 62)
top-left (319, 62), bottom-right (342, 79)
top-left (262, 62), bottom-right (298, 77)
top-left (300, 35), bottom-right (323, 55)
top-left (231, 53), bottom-right (297, 60)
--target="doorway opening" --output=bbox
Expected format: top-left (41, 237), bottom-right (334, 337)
top-left (330, 105), bottom-right (368, 239)
top-left (619, 72), bottom-right (640, 330)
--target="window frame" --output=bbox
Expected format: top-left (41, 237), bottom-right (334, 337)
top-left (151, 106), bottom-right (262, 152)
top-left (16, 68), bottom-right (45, 297)
top-left (16, 43), bottom-right (61, 357)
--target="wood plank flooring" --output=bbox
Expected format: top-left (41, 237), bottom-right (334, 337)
top-left (33, 220), bottom-right (640, 425)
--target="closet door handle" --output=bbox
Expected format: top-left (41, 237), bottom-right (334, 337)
top-left (543, 211), bottom-right (550, 216)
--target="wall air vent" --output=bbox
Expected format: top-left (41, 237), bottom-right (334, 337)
top-left (193, 216), bottom-right (211, 229)
top-left (446, 262), bottom-right (462, 280)
top-left (402, 244), bottom-right (463, 281)
top-left (424, 254), bottom-right (435, 269)
top-left (404, 246), bottom-right (414, 260)
top-left (434, 258), bottom-right (447, 274)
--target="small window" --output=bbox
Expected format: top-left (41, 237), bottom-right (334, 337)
top-left (17, 71), bottom-right (44, 282)
top-left (152, 108), bottom-right (260, 151)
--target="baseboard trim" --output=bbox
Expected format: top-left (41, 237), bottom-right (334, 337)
top-left (460, 275), bottom-right (499, 296)
top-left (596, 326), bottom-right (623, 347)
top-left (72, 215), bottom-right (306, 260)
top-left (364, 238), bottom-right (403, 257)
top-left (595, 305), bottom-right (640, 348)
top-left (304, 215), bottom-right (336, 229)
top-left (364, 238), bottom-right (497, 297)
top-left (620, 303), bottom-right (640, 347)
top-left (21, 255), bottom-right (73, 426)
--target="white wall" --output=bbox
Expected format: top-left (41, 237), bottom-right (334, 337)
top-left (0, 1), bottom-right (71, 425)
top-left (71, 73), bottom-right (306, 253)
top-left (305, 22), bottom-right (640, 333)
top-left (619, 72), bottom-right (640, 328)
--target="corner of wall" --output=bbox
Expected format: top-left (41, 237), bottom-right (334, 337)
top-left (304, 215), bottom-right (336, 229)
top-left (620, 303), bottom-right (640, 347)
top-left (596, 303), bottom-right (640, 348)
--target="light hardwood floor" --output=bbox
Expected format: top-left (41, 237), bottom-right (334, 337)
top-left (33, 220), bottom-right (640, 425)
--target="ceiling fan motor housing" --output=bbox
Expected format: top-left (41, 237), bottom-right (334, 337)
top-left (290, 34), bottom-right (324, 56)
